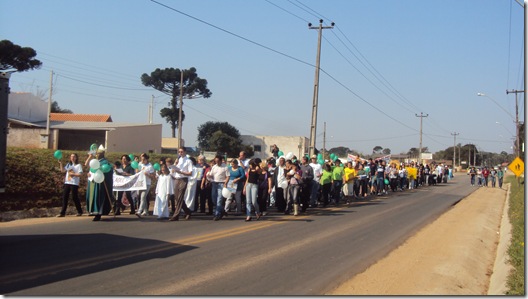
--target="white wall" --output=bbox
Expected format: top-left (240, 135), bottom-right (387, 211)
top-left (8, 92), bottom-right (48, 123)
top-left (107, 124), bottom-right (162, 153)
top-left (7, 127), bottom-right (57, 149)
top-left (240, 135), bottom-right (309, 159)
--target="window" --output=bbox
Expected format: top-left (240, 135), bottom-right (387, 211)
top-left (254, 145), bottom-right (262, 152)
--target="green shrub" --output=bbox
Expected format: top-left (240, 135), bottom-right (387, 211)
top-left (0, 147), bottom-right (172, 212)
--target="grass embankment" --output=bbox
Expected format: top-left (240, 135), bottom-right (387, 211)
top-left (505, 175), bottom-right (525, 295)
top-left (0, 147), bottom-right (169, 212)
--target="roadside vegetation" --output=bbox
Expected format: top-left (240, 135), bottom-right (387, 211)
top-left (505, 175), bottom-right (525, 295)
top-left (0, 147), bottom-right (166, 212)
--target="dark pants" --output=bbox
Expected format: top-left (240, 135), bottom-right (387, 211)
top-left (300, 181), bottom-right (312, 211)
top-left (173, 178), bottom-right (192, 218)
top-left (193, 183), bottom-right (202, 212)
top-left (257, 187), bottom-right (268, 213)
top-left (390, 178), bottom-right (398, 191)
top-left (61, 184), bottom-right (82, 215)
top-left (331, 180), bottom-right (343, 203)
top-left (275, 187), bottom-right (286, 212)
top-left (200, 184), bottom-right (214, 214)
top-left (116, 190), bottom-right (134, 214)
top-left (321, 183), bottom-right (332, 206)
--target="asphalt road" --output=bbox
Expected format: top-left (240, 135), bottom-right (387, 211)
top-left (0, 175), bottom-right (475, 295)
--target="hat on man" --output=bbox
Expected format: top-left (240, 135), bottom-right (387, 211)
top-left (96, 144), bottom-right (106, 153)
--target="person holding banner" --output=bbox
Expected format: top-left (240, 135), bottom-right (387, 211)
top-left (85, 146), bottom-right (113, 221)
top-left (115, 154), bottom-right (135, 215)
top-left (135, 153), bottom-right (155, 217)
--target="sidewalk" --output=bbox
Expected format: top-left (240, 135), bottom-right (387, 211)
top-left (328, 178), bottom-right (512, 295)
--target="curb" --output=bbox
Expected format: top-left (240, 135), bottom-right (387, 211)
top-left (487, 183), bottom-right (513, 295)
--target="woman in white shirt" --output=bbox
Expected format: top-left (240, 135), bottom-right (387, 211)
top-left (57, 153), bottom-right (83, 217)
top-left (136, 153), bottom-right (156, 217)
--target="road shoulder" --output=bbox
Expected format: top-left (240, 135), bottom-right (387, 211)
top-left (328, 182), bottom-right (510, 295)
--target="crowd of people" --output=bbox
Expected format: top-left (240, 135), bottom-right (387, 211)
top-left (60, 144), bottom-right (499, 222)
top-left (466, 166), bottom-right (505, 188)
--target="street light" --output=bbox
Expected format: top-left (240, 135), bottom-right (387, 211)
top-left (478, 92), bottom-right (521, 157)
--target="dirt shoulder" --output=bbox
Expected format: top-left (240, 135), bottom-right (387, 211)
top-left (328, 180), bottom-right (512, 295)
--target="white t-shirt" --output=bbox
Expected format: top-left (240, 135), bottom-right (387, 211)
top-left (64, 163), bottom-right (83, 186)
top-left (208, 163), bottom-right (229, 183)
top-left (309, 163), bottom-right (322, 182)
top-left (139, 162), bottom-right (155, 185)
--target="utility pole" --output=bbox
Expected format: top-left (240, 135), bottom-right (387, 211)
top-left (148, 95), bottom-right (154, 124)
top-left (415, 112), bottom-right (428, 164)
top-left (468, 145), bottom-right (471, 167)
top-left (451, 132), bottom-right (459, 168)
top-left (45, 70), bottom-right (54, 149)
top-left (506, 89), bottom-right (524, 158)
top-left (474, 145), bottom-right (477, 167)
top-left (0, 71), bottom-right (12, 193)
top-left (322, 121), bottom-right (326, 160)
top-left (178, 70), bottom-right (184, 148)
top-left (308, 19), bottom-right (334, 157)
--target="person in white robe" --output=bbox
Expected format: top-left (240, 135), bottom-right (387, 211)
top-left (154, 165), bottom-right (172, 219)
top-left (183, 157), bottom-right (198, 211)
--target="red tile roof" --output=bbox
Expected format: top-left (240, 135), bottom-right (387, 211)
top-left (50, 113), bottom-right (112, 122)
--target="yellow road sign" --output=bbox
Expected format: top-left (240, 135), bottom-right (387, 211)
top-left (508, 157), bottom-right (524, 177)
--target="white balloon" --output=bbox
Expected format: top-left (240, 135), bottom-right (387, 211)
top-left (221, 187), bottom-right (232, 198)
top-left (89, 159), bottom-right (100, 170)
top-left (285, 152), bottom-right (294, 160)
top-left (93, 169), bottom-right (104, 183)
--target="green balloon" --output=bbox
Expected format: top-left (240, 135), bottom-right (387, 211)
top-left (278, 151), bottom-right (284, 157)
top-left (131, 161), bottom-right (139, 169)
top-left (153, 163), bottom-right (161, 171)
top-left (384, 179), bottom-right (389, 185)
top-left (90, 168), bottom-right (97, 173)
top-left (53, 150), bottom-right (62, 160)
top-left (128, 154), bottom-right (135, 161)
top-left (90, 143), bottom-right (97, 152)
top-left (101, 163), bottom-right (112, 173)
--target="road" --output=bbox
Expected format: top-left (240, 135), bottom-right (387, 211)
top-left (0, 175), bottom-right (475, 295)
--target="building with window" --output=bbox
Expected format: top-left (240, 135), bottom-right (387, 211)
top-left (240, 135), bottom-right (309, 160)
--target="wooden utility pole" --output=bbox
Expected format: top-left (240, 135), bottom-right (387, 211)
top-left (451, 132), bottom-right (459, 168)
top-left (506, 89), bottom-right (524, 158)
top-left (308, 19), bottom-right (334, 157)
top-left (415, 112), bottom-right (428, 164)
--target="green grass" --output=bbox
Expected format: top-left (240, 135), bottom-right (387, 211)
top-left (505, 175), bottom-right (525, 295)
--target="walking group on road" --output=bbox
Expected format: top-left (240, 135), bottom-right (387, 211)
top-left (59, 144), bottom-right (507, 223)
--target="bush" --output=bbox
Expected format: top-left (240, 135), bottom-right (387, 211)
top-left (0, 147), bottom-right (172, 212)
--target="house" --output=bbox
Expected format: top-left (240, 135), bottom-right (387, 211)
top-left (7, 92), bottom-right (162, 153)
top-left (240, 135), bottom-right (309, 160)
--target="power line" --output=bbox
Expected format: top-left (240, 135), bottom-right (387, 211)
top-left (57, 73), bottom-right (151, 91)
top-left (149, 0), bottom-right (315, 69)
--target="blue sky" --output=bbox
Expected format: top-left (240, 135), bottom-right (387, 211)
top-left (1, 0), bottom-right (524, 155)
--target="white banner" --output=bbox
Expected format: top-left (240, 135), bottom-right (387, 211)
top-left (113, 172), bottom-right (147, 191)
